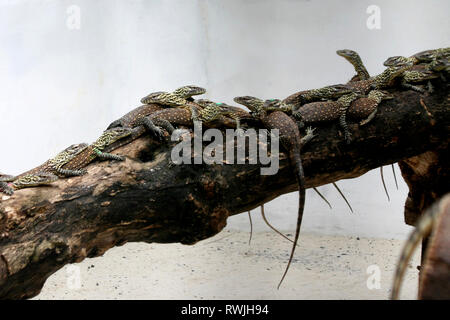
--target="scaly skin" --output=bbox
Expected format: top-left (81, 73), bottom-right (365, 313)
top-left (409, 47), bottom-right (450, 63)
top-left (59, 128), bottom-right (132, 173)
top-left (172, 85), bottom-right (207, 100)
top-left (336, 49), bottom-right (370, 82)
top-left (140, 86), bottom-right (206, 124)
top-left (282, 84), bottom-right (353, 108)
top-left (147, 106), bottom-right (199, 128)
top-left (140, 85), bottom-right (206, 106)
top-left (8, 173), bottom-right (59, 191)
top-left (292, 91), bottom-right (391, 143)
top-left (383, 48), bottom-right (450, 68)
top-left (346, 61), bottom-right (413, 95)
top-left (233, 95), bottom-right (354, 210)
top-left (347, 90), bottom-right (393, 124)
top-left (144, 101), bottom-right (247, 132)
top-left (105, 101), bottom-right (241, 156)
top-left (291, 92), bottom-right (359, 143)
top-left (195, 99), bottom-right (255, 130)
top-left (337, 50), bottom-right (399, 192)
top-left (383, 56), bottom-right (419, 67)
top-left (107, 104), bottom-right (163, 129)
top-left (383, 56), bottom-right (448, 93)
top-left (2, 129), bottom-right (131, 195)
top-left (0, 143), bottom-right (89, 194)
top-left (234, 95), bottom-right (313, 289)
top-left (335, 49), bottom-right (395, 123)
top-left (391, 197), bottom-right (446, 300)
top-left (107, 103), bottom-right (167, 141)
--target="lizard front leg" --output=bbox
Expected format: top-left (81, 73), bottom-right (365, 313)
top-left (93, 148), bottom-right (126, 161)
top-left (54, 167), bottom-right (87, 176)
top-left (135, 117), bottom-right (166, 141)
top-left (300, 126), bottom-right (316, 146)
top-left (400, 79), bottom-right (426, 93)
top-left (337, 93), bottom-right (359, 144)
top-left (151, 118), bottom-right (176, 135)
top-left (189, 105), bottom-right (201, 122)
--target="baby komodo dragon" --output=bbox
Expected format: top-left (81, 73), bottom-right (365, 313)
top-left (234, 95), bottom-right (315, 289)
top-left (0, 143), bottom-right (88, 195)
top-left (0, 128), bottom-right (132, 195)
top-left (336, 49), bottom-right (400, 195)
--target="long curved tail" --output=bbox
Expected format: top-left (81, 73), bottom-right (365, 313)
top-left (261, 205), bottom-right (299, 246)
top-left (332, 182), bottom-right (354, 213)
top-left (390, 201), bottom-right (440, 299)
top-left (380, 166), bottom-right (391, 202)
top-left (278, 149), bottom-right (306, 289)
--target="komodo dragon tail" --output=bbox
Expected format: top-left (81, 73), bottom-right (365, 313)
top-left (277, 146), bottom-right (306, 289)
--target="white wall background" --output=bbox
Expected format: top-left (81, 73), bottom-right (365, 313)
top-left (1, 0), bottom-right (448, 239)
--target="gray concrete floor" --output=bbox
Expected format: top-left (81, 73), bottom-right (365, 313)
top-left (34, 230), bottom-right (420, 300)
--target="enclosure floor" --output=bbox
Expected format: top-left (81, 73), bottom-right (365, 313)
top-left (34, 230), bottom-right (420, 300)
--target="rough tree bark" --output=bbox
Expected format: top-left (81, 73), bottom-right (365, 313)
top-left (0, 75), bottom-right (448, 299)
top-left (418, 194), bottom-right (450, 299)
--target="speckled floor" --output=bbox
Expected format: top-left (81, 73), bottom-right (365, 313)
top-left (33, 230), bottom-right (420, 300)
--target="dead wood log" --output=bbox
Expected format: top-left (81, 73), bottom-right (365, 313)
top-left (0, 75), bottom-right (448, 299)
top-left (418, 194), bottom-right (450, 299)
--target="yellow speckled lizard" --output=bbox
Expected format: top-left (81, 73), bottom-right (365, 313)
top-left (58, 127), bottom-right (132, 174)
top-left (282, 84), bottom-right (353, 109)
top-left (0, 143), bottom-right (88, 195)
top-left (336, 49), bottom-right (370, 82)
top-left (235, 96), bottom-right (353, 212)
top-left (1, 128), bottom-right (132, 195)
top-left (140, 85), bottom-right (206, 105)
top-left (383, 55), bottom-right (449, 93)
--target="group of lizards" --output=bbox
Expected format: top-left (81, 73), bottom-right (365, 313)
top-left (1, 47), bottom-right (448, 291)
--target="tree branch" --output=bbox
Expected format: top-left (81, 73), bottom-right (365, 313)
top-left (0, 74), bottom-right (448, 299)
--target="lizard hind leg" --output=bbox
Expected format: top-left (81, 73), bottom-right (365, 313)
top-left (93, 148), bottom-right (126, 161)
top-left (55, 167), bottom-right (87, 177)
